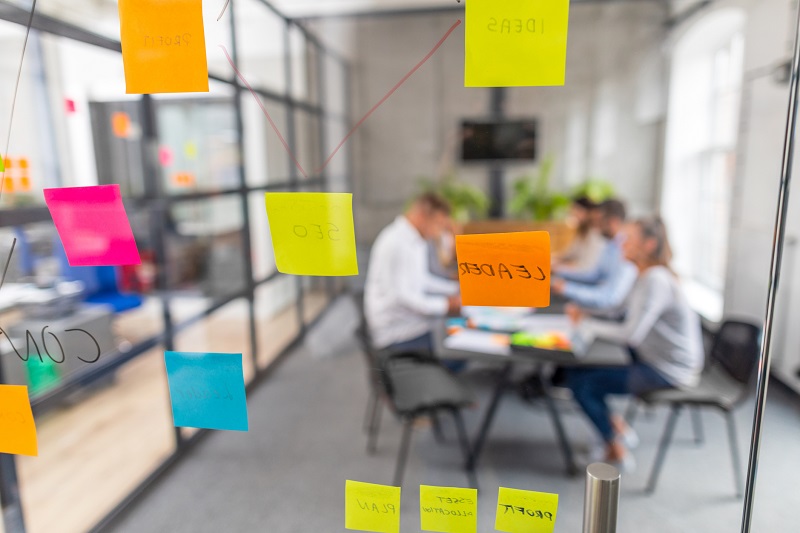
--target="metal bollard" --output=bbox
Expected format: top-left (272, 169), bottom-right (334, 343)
top-left (582, 463), bottom-right (620, 533)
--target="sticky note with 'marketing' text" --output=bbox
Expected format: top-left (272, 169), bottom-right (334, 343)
top-left (346, 480), bottom-right (401, 533)
top-left (465, 0), bottom-right (570, 87)
top-left (495, 487), bottom-right (558, 533)
top-left (118, 0), bottom-right (209, 94)
top-left (420, 485), bottom-right (477, 533)
top-left (455, 231), bottom-right (550, 308)
top-left (265, 192), bottom-right (359, 277)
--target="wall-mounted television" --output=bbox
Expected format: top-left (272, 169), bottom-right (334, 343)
top-left (460, 119), bottom-right (538, 161)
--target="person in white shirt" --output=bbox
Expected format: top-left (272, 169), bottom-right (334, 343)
top-left (365, 193), bottom-right (460, 356)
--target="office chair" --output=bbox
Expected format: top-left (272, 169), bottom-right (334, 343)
top-left (640, 320), bottom-right (761, 496)
top-left (352, 292), bottom-right (475, 487)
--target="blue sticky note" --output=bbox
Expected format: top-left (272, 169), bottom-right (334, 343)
top-left (164, 351), bottom-right (249, 431)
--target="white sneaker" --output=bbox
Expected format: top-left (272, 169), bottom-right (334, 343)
top-left (620, 426), bottom-right (640, 449)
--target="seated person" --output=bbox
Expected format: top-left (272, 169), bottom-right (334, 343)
top-left (565, 217), bottom-right (705, 468)
top-left (553, 196), bottom-right (605, 271)
top-left (552, 199), bottom-right (637, 311)
top-left (365, 193), bottom-right (460, 357)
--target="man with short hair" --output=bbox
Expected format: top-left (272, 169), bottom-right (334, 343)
top-left (365, 193), bottom-right (461, 354)
top-left (552, 199), bottom-right (636, 311)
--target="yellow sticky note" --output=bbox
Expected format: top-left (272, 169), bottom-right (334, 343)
top-left (345, 480), bottom-right (401, 533)
top-left (495, 487), bottom-right (558, 533)
top-left (265, 192), bottom-right (359, 276)
top-left (0, 385), bottom-right (38, 456)
top-left (118, 0), bottom-right (209, 94)
top-left (465, 0), bottom-right (570, 87)
top-left (455, 232), bottom-right (550, 307)
top-left (420, 485), bottom-right (477, 533)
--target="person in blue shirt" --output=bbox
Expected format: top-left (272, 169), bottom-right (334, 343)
top-left (551, 199), bottom-right (637, 311)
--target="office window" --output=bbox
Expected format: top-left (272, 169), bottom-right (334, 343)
top-left (661, 9), bottom-right (745, 321)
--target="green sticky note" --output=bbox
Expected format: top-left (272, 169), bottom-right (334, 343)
top-left (345, 480), bottom-right (401, 533)
top-left (265, 192), bottom-right (359, 276)
top-left (465, 0), bottom-right (570, 87)
top-left (495, 487), bottom-right (558, 533)
top-left (0, 157), bottom-right (4, 172)
top-left (420, 485), bottom-right (477, 533)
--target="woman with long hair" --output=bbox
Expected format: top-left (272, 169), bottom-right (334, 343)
top-left (554, 196), bottom-right (605, 270)
top-left (565, 216), bottom-right (704, 468)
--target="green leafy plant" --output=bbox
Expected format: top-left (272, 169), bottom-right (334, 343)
top-left (417, 176), bottom-right (490, 223)
top-left (571, 177), bottom-right (616, 204)
top-left (509, 155), bottom-right (570, 221)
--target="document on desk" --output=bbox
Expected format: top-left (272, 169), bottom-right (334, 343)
top-left (443, 329), bottom-right (512, 356)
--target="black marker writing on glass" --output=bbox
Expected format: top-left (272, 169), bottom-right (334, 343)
top-left (459, 262), bottom-right (546, 281)
top-left (0, 326), bottom-right (102, 364)
top-left (293, 223), bottom-right (341, 241)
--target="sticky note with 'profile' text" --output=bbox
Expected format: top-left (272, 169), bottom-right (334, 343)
top-left (495, 487), bottom-right (558, 533)
top-left (265, 192), bottom-right (358, 276)
top-left (455, 231), bottom-right (550, 308)
top-left (420, 485), bottom-right (477, 533)
top-left (0, 385), bottom-right (38, 456)
top-left (44, 184), bottom-right (141, 267)
top-left (465, 0), bottom-right (570, 87)
top-left (165, 352), bottom-right (248, 431)
top-left (346, 480), bottom-right (401, 533)
top-left (118, 0), bottom-right (209, 94)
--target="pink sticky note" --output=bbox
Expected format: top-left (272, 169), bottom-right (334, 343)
top-left (44, 184), bottom-right (141, 266)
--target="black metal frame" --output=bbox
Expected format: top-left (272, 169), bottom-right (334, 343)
top-left (0, 1), bottom-right (352, 531)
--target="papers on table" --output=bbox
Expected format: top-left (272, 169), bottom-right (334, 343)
top-left (443, 314), bottom-right (573, 356)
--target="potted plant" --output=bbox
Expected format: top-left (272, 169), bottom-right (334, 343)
top-left (571, 177), bottom-right (616, 204)
top-left (417, 176), bottom-right (490, 223)
top-left (509, 155), bottom-right (571, 221)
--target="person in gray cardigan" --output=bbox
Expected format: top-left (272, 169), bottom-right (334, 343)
top-left (566, 216), bottom-right (704, 468)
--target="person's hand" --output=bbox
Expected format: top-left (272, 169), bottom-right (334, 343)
top-left (552, 278), bottom-right (566, 294)
top-left (447, 295), bottom-right (461, 315)
top-left (565, 303), bottom-right (585, 325)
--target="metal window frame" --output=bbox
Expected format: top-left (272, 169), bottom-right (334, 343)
top-left (0, 0), bottom-right (352, 532)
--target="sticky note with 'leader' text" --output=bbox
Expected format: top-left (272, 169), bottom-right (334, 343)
top-left (455, 231), bottom-right (550, 308)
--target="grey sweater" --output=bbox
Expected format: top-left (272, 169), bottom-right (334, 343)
top-left (573, 266), bottom-right (705, 388)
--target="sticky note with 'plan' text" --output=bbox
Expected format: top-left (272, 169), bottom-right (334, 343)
top-left (345, 480), bottom-right (401, 533)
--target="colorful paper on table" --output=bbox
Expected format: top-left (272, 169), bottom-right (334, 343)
top-left (164, 351), bottom-right (248, 431)
top-left (420, 485), bottom-right (477, 533)
top-left (465, 0), bottom-right (570, 87)
top-left (265, 192), bottom-right (359, 276)
top-left (0, 385), bottom-right (38, 456)
top-left (111, 112), bottom-right (131, 138)
top-left (345, 480), bottom-right (401, 533)
top-left (44, 184), bottom-right (141, 267)
top-left (118, 0), bottom-right (209, 94)
top-left (495, 487), bottom-right (558, 533)
top-left (455, 231), bottom-right (550, 307)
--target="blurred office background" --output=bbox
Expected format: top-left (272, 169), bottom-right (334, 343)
top-left (0, 0), bottom-right (798, 531)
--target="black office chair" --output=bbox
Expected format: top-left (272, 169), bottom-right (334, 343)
top-left (352, 292), bottom-right (475, 487)
top-left (641, 320), bottom-right (761, 496)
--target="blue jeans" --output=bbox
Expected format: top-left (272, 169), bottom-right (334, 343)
top-left (566, 350), bottom-right (673, 444)
top-left (388, 332), bottom-right (467, 373)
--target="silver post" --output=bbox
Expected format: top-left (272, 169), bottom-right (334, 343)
top-left (741, 2), bottom-right (800, 532)
top-left (582, 463), bottom-right (620, 533)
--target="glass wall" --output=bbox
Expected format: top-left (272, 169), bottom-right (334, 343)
top-left (0, 1), bottom-right (350, 531)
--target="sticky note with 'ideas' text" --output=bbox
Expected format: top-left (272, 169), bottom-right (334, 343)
top-left (346, 480), bottom-right (401, 533)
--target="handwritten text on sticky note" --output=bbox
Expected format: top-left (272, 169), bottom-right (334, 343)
top-left (44, 184), bottom-right (141, 267)
top-left (346, 480), bottom-right (401, 533)
top-left (0, 385), bottom-right (38, 456)
top-left (265, 192), bottom-right (358, 276)
top-left (455, 232), bottom-right (550, 307)
top-left (465, 0), bottom-right (570, 87)
top-left (420, 485), bottom-right (477, 533)
top-left (165, 351), bottom-right (248, 431)
top-left (495, 487), bottom-right (558, 533)
top-left (118, 0), bottom-right (209, 94)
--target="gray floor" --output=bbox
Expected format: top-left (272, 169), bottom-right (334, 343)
top-left (110, 304), bottom-right (800, 532)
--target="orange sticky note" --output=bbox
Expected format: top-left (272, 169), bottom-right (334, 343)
top-left (118, 0), bottom-right (209, 94)
top-left (0, 385), bottom-right (38, 456)
top-left (455, 232), bottom-right (550, 307)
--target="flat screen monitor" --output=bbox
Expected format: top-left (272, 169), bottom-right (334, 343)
top-left (460, 119), bottom-right (538, 161)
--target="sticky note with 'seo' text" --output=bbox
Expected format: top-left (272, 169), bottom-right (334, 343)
top-left (44, 184), bottom-right (141, 267)
top-left (164, 352), bottom-right (248, 431)
top-left (495, 487), bottom-right (558, 533)
top-left (420, 485), bottom-right (477, 533)
top-left (118, 0), bottom-right (209, 94)
top-left (0, 385), bottom-right (38, 456)
top-left (455, 232), bottom-right (550, 308)
top-left (346, 480), bottom-right (401, 533)
top-left (265, 192), bottom-right (359, 276)
top-left (465, 0), bottom-right (570, 87)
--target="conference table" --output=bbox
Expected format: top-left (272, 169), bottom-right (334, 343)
top-left (432, 306), bottom-right (629, 477)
